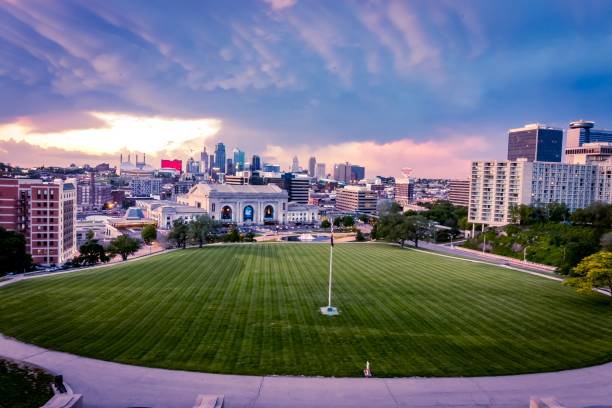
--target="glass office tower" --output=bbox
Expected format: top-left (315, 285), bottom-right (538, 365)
top-left (507, 123), bottom-right (563, 162)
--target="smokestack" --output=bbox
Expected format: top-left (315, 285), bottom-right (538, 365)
top-left (143, 153), bottom-right (146, 164)
top-left (120, 153), bottom-right (123, 163)
top-left (136, 154), bottom-right (139, 163)
top-left (128, 153), bottom-right (131, 163)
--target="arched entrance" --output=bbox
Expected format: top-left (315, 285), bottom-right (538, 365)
top-left (263, 205), bottom-right (274, 223)
top-left (221, 206), bottom-right (233, 221)
top-left (243, 205), bottom-right (254, 222)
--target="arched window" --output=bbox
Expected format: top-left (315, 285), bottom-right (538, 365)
top-left (221, 206), bottom-right (232, 220)
top-left (243, 205), bottom-right (254, 222)
top-left (264, 205), bottom-right (274, 220)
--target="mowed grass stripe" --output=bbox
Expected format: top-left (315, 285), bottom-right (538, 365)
top-left (1, 243), bottom-right (612, 377)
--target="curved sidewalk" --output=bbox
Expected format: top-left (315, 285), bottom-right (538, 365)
top-left (1, 334), bottom-right (612, 408)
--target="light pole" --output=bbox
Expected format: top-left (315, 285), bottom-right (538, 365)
top-left (523, 246), bottom-right (529, 263)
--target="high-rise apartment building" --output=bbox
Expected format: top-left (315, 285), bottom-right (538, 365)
top-left (507, 123), bottom-right (563, 162)
top-left (316, 163), bottom-right (326, 179)
top-left (566, 120), bottom-right (612, 148)
top-left (308, 157), bottom-right (316, 177)
top-left (282, 173), bottom-right (310, 204)
top-left (468, 159), bottom-right (612, 226)
top-left (394, 178), bottom-right (414, 207)
top-left (0, 178), bottom-right (77, 265)
top-left (448, 179), bottom-right (470, 207)
top-left (233, 148), bottom-right (246, 172)
top-left (335, 185), bottom-right (378, 214)
top-left (214, 143), bottom-right (226, 173)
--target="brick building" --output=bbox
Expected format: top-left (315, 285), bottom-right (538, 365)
top-left (0, 178), bottom-right (77, 265)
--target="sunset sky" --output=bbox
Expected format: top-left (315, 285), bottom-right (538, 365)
top-left (2, 0), bottom-right (612, 177)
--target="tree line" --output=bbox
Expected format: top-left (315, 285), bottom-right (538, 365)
top-left (72, 227), bottom-right (148, 267)
top-left (463, 202), bottom-right (612, 275)
top-left (168, 214), bottom-right (255, 249)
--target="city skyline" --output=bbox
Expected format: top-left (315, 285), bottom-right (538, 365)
top-left (2, 1), bottom-right (612, 177)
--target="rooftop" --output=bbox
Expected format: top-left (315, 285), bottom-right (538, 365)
top-left (189, 183), bottom-right (285, 195)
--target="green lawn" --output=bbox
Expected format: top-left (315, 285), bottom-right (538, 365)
top-left (1, 243), bottom-right (611, 377)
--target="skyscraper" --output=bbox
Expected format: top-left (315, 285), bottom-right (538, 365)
top-left (507, 123), bottom-right (563, 162)
top-left (226, 158), bottom-right (234, 176)
top-left (316, 162), bottom-right (326, 179)
top-left (233, 148), bottom-right (246, 172)
top-left (251, 155), bottom-right (262, 171)
top-left (214, 142), bottom-right (226, 173)
top-left (291, 156), bottom-right (300, 172)
top-left (308, 157), bottom-right (316, 177)
top-left (200, 146), bottom-right (209, 174)
top-left (333, 162), bottom-right (352, 183)
top-left (351, 165), bottom-right (365, 181)
top-left (566, 120), bottom-right (612, 148)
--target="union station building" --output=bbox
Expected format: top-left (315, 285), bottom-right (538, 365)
top-left (178, 184), bottom-right (288, 225)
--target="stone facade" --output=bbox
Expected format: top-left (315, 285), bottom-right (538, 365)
top-left (178, 184), bottom-right (288, 225)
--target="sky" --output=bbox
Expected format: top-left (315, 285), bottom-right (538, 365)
top-left (1, 0), bottom-right (612, 178)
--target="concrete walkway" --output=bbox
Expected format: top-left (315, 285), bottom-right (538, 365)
top-left (2, 334), bottom-right (612, 408)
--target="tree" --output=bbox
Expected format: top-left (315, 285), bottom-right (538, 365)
top-left (107, 235), bottom-right (141, 261)
top-left (168, 219), bottom-right (189, 248)
top-left (342, 215), bottom-right (355, 227)
top-left (224, 227), bottom-right (241, 242)
top-left (377, 213), bottom-right (411, 247)
top-left (547, 202), bottom-right (569, 222)
top-left (377, 201), bottom-right (403, 216)
top-left (141, 224), bottom-right (157, 246)
top-left (564, 251), bottom-right (612, 305)
top-left (78, 238), bottom-right (109, 266)
top-left (572, 202), bottom-right (612, 229)
top-left (188, 215), bottom-right (218, 248)
top-left (517, 204), bottom-right (534, 225)
top-left (601, 232), bottom-right (612, 251)
top-left (85, 229), bottom-right (95, 241)
top-left (405, 215), bottom-right (430, 248)
top-left (244, 231), bottom-right (256, 242)
top-left (457, 216), bottom-right (472, 231)
top-left (0, 227), bottom-right (32, 275)
top-left (355, 229), bottom-right (366, 242)
top-left (358, 214), bottom-right (369, 223)
top-left (333, 217), bottom-right (342, 227)
top-left (320, 219), bottom-right (331, 229)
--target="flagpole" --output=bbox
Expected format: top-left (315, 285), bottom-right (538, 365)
top-left (328, 226), bottom-right (333, 308)
top-left (321, 221), bottom-right (339, 315)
